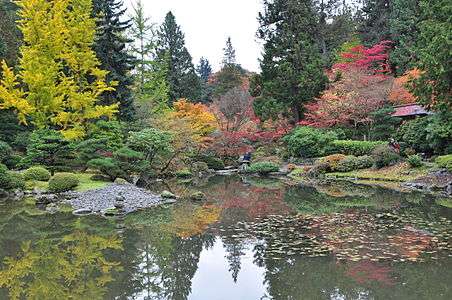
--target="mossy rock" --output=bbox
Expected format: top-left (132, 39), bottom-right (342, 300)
top-left (189, 191), bottom-right (206, 201)
top-left (161, 190), bottom-right (176, 199)
top-left (114, 178), bottom-right (129, 185)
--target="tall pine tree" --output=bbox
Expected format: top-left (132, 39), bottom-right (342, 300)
top-left (222, 37), bottom-right (238, 67)
top-left (389, 0), bottom-right (421, 75)
top-left (412, 0), bottom-right (451, 110)
top-left (253, 0), bottom-right (327, 122)
top-left (129, 0), bottom-right (154, 94)
top-left (93, 0), bottom-right (135, 121)
top-left (358, 0), bottom-right (391, 46)
top-left (156, 11), bottom-right (201, 104)
top-left (196, 57), bottom-right (213, 103)
top-left (196, 57), bottom-right (212, 82)
top-left (0, 0), bottom-right (21, 67)
top-left (213, 37), bottom-right (243, 97)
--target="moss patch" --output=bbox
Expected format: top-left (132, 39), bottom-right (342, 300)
top-left (327, 163), bottom-right (431, 182)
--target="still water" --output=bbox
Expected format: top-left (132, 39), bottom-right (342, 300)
top-left (0, 176), bottom-right (451, 300)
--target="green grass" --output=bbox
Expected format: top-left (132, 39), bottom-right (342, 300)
top-left (25, 173), bottom-right (110, 192)
top-left (74, 173), bottom-right (110, 192)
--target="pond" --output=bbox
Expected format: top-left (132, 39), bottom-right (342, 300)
top-left (0, 176), bottom-right (451, 299)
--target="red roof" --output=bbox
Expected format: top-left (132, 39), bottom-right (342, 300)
top-left (392, 104), bottom-right (430, 118)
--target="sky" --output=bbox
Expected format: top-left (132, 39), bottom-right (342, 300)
top-left (125, 0), bottom-right (263, 72)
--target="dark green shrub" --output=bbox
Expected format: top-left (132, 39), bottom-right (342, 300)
top-left (407, 155), bottom-right (423, 168)
top-left (197, 155), bottom-right (225, 170)
top-left (336, 155), bottom-right (375, 172)
top-left (329, 140), bottom-right (385, 156)
top-left (3, 154), bottom-right (22, 169)
top-left (435, 155), bottom-right (452, 171)
top-left (48, 173), bottom-right (79, 193)
top-left (247, 161), bottom-right (279, 175)
top-left (372, 145), bottom-right (400, 169)
top-left (283, 126), bottom-right (337, 158)
top-left (88, 147), bottom-right (149, 182)
top-left (175, 168), bottom-right (192, 178)
top-left (0, 164), bottom-right (25, 191)
top-left (190, 162), bottom-right (209, 174)
top-left (25, 129), bottom-right (75, 175)
top-left (0, 141), bottom-right (12, 164)
top-left (396, 114), bottom-right (452, 155)
top-left (355, 155), bottom-right (375, 169)
top-left (88, 158), bottom-right (122, 181)
top-left (23, 166), bottom-right (51, 181)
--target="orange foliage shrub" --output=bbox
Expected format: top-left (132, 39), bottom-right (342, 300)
top-left (388, 69), bottom-right (421, 105)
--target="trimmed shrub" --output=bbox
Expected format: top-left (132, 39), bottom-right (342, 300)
top-left (435, 155), bottom-right (452, 171)
top-left (23, 166), bottom-right (51, 181)
top-left (319, 154), bottom-right (347, 171)
top-left (0, 164), bottom-right (25, 191)
top-left (355, 155), bottom-right (375, 169)
top-left (283, 126), bottom-right (337, 158)
top-left (48, 173), bottom-right (79, 193)
top-left (176, 168), bottom-right (192, 178)
top-left (247, 161), bottom-right (280, 175)
top-left (0, 141), bottom-right (13, 166)
top-left (190, 162), bottom-right (209, 174)
top-left (407, 155), bottom-right (423, 168)
top-left (329, 140), bottom-right (385, 156)
top-left (336, 155), bottom-right (375, 172)
top-left (3, 154), bottom-right (22, 169)
top-left (372, 145), bottom-right (400, 169)
top-left (197, 155), bottom-right (225, 170)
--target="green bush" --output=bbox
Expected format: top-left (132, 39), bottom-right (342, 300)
top-left (88, 158), bottom-right (121, 181)
top-left (319, 154), bottom-right (347, 171)
top-left (247, 161), bottom-right (279, 175)
top-left (407, 155), bottom-right (423, 168)
top-left (372, 145), bottom-right (400, 169)
top-left (23, 166), bottom-right (51, 181)
top-left (0, 164), bottom-right (25, 191)
top-left (396, 114), bottom-right (452, 155)
top-left (435, 155), bottom-right (452, 171)
top-left (25, 129), bottom-right (75, 174)
top-left (197, 155), bottom-right (225, 170)
top-left (3, 154), bottom-right (22, 169)
top-left (0, 141), bottom-right (12, 164)
top-left (329, 140), bottom-right (385, 156)
top-left (190, 162), bottom-right (209, 174)
top-left (336, 155), bottom-right (375, 172)
top-left (283, 126), bottom-right (337, 158)
top-left (48, 173), bottom-right (79, 193)
top-left (175, 168), bottom-right (192, 178)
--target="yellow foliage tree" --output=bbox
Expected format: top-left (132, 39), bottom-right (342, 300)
top-left (0, 0), bottom-right (118, 139)
top-left (171, 99), bottom-right (217, 139)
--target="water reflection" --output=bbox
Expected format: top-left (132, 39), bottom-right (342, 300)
top-left (0, 176), bottom-right (451, 299)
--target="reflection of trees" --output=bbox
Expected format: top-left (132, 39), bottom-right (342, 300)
top-left (0, 231), bottom-right (122, 300)
top-left (123, 205), bottom-right (216, 300)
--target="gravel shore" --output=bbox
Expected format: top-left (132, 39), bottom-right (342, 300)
top-left (63, 183), bottom-right (172, 214)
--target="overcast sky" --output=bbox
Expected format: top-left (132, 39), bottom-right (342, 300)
top-left (125, 0), bottom-right (263, 72)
